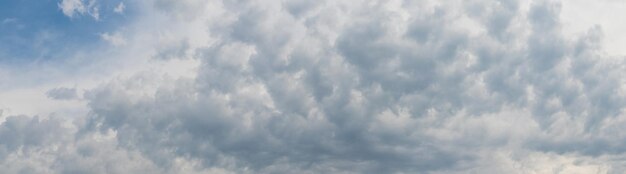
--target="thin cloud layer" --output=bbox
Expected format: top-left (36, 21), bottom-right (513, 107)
top-left (3, 0), bottom-right (626, 173)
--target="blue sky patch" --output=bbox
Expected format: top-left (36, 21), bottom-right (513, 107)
top-left (0, 0), bottom-right (130, 65)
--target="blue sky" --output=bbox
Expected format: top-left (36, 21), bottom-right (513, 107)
top-left (4, 0), bottom-right (626, 173)
top-left (0, 0), bottom-right (129, 64)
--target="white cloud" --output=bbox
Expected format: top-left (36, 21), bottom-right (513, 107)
top-left (0, 86), bottom-right (87, 119)
top-left (560, 0), bottom-right (626, 56)
top-left (114, 2), bottom-right (125, 14)
top-left (58, 0), bottom-right (100, 20)
top-left (100, 32), bottom-right (126, 46)
top-left (58, 0), bottom-right (86, 18)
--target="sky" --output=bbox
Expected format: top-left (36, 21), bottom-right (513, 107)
top-left (2, 0), bottom-right (626, 173)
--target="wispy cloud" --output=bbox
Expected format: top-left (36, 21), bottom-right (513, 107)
top-left (100, 32), bottom-right (126, 46)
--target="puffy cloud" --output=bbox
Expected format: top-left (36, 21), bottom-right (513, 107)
top-left (4, 0), bottom-right (626, 173)
top-left (0, 114), bottom-right (236, 174)
top-left (79, 0), bottom-right (626, 173)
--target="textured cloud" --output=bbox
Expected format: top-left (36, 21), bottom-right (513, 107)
top-left (80, 0), bottom-right (626, 172)
top-left (3, 0), bottom-right (626, 173)
top-left (0, 114), bottom-right (225, 174)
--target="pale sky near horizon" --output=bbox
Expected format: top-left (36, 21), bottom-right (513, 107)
top-left (2, 0), bottom-right (626, 173)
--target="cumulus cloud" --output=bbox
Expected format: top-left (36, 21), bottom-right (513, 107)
top-left (79, 0), bottom-right (626, 172)
top-left (4, 0), bottom-right (626, 173)
top-left (0, 114), bottom-right (223, 174)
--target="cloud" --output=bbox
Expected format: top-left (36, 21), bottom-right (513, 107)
top-left (114, 2), bottom-right (125, 14)
top-left (0, 114), bottom-right (236, 174)
top-left (4, 0), bottom-right (626, 173)
top-left (77, 0), bottom-right (626, 173)
top-left (58, 0), bottom-right (85, 18)
top-left (46, 87), bottom-right (79, 100)
top-left (58, 0), bottom-right (100, 20)
top-left (100, 32), bottom-right (127, 46)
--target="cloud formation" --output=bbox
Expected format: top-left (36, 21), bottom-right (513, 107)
top-left (100, 32), bottom-right (127, 46)
top-left (46, 87), bottom-right (79, 100)
top-left (4, 0), bottom-right (626, 173)
top-left (58, 0), bottom-right (99, 20)
top-left (113, 2), bottom-right (125, 14)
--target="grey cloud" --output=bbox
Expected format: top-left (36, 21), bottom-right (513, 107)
top-left (0, 114), bottom-right (210, 174)
top-left (153, 39), bottom-right (191, 60)
top-left (86, 0), bottom-right (608, 173)
top-left (46, 87), bottom-right (79, 100)
top-left (5, 0), bottom-right (626, 173)
top-left (0, 115), bottom-right (68, 157)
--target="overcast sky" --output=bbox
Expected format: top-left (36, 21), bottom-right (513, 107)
top-left (2, 0), bottom-right (626, 173)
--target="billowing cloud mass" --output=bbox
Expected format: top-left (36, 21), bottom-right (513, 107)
top-left (4, 0), bottom-right (626, 173)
